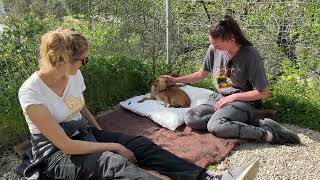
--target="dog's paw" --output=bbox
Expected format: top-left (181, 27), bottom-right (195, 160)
top-left (176, 83), bottom-right (186, 87)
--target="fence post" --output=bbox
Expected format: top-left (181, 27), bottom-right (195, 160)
top-left (165, 0), bottom-right (172, 71)
top-left (88, 0), bottom-right (93, 30)
top-left (152, 13), bottom-right (156, 78)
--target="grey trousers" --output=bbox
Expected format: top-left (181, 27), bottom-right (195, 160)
top-left (185, 92), bottom-right (267, 141)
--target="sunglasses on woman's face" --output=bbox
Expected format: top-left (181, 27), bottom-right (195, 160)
top-left (74, 57), bottom-right (90, 66)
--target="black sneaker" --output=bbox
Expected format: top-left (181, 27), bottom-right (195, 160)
top-left (260, 118), bottom-right (301, 144)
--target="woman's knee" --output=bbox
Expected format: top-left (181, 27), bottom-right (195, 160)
top-left (185, 105), bottom-right (214, 130)
top-left (185, 109), bottom-right (200, 127)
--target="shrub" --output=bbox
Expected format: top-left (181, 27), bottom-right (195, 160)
top-left (264, 60), bottom-right (320, 131)
top-left (82, 55), bottom-right (153, 114)
top-left (0, 13), bottom-right (58, 150)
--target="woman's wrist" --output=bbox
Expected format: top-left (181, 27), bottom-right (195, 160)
top-left (231, 93), bottom-right (240, 101)
top-left (104, 142), bottom-right (120, 152)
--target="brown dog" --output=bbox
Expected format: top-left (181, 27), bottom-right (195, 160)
top-left (138, 76), bottom-right (191, 108)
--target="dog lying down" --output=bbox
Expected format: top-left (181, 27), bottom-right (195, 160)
top-left (138, 75), bottom-right (191, 108)
top-left (137, 74), bottom-right (277, 120)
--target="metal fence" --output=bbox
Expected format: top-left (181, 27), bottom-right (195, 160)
top-left (3, 0), bottom-right (319, 74)
top-left (169, 0), bottom-right (319, 75)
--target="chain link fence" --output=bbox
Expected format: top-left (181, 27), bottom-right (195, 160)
top-left (170, 0), bottom-right (319, 77)
top-left (0, 0), bottom-right (169, 151)
top-left (0, 0), bottom-right (319, 151)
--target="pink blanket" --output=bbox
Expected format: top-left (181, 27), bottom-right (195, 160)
top-left (97, 107), bottom-right (239, 168)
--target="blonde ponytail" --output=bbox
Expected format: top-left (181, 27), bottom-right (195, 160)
top-left (39, 30), bottom-right (71, 68)
top-left (39, 28), bottom-right (89, 66)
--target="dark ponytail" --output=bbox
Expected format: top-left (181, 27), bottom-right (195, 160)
top-left (209, 15), bottom-right (252, 46)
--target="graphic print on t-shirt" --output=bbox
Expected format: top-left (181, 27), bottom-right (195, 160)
top-left (215, 66), bottom-right (233, 89)
top-left (63, 95), bottom-right (84, 119)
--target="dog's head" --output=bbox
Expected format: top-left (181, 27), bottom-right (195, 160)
top-left (152, 76), bottom-right (175, 92)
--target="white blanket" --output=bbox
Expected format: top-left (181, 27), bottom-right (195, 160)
top-left (119, 85), bottom-right (214, 131)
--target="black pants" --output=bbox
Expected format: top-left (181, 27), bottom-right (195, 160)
top-left (45, 127), bottom-right (205, 180)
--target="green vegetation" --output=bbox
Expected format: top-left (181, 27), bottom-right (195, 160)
top-left (0, 0), bottom-right (319, 151)
top-left (264, 61), bottom-right (320, 131)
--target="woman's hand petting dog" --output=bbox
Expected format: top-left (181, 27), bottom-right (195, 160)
top-left (160, 75), bottom-right (177, 83)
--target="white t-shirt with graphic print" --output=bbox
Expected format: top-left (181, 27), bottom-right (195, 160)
top-left (18, 70), bottom-right (86, 134)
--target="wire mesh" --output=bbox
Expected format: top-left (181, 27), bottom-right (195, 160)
top-left (171, 0), bottom-right (320, 75)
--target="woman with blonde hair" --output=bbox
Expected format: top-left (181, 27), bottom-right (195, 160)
top-left (19, 28), bottom-right (258, 180)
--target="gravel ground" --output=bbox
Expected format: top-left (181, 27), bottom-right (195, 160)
top-left (1, 123), bottom-right (319, 180)
top-left (225, 124), bottom-right (320, 180)
top-left (0, 152), bottom-right (23, 180)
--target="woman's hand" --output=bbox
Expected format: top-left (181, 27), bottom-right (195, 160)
top-left (114, 144), bottom-right (137, 164)
top-left (213, 94), bottom-right (237, 110)
top-left (161, 75), bottom-right (177, 83)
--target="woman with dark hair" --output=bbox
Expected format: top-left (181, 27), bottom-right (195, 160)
top-left (163, 15), bottom-right (300, 144)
